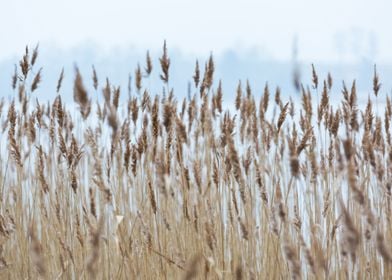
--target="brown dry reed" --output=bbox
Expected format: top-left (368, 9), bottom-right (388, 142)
top-left (0, 44), bottom-right (391, 279)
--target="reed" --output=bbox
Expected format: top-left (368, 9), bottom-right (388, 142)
top-left (0, 43), bottom-right (391, 279)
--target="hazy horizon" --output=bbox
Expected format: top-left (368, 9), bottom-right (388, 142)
top-left (2, 0), bottom-right (391, 102)
top-left (1, 0), bottom-right (391, 64)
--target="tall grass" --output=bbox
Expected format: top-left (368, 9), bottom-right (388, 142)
top-left (0, 44), bottom-right (391, 279)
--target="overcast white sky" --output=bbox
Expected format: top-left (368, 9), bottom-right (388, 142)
top-left (0, 0), bottom-right (391, 62)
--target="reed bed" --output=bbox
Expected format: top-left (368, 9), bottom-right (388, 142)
top-left (0, 44), bottom-right (392, 279)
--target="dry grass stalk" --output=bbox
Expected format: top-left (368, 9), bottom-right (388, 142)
top-left (74, 67), bottom-right (91, 119)
top-left (277, 102), bottom-right (289, 132)
top-left (145, 51), bottom-right (153, 76)
top-left (373, 65), bottom-right (381, 97)
top-left (311, 63), bottom-right (318, 89)
top-left (56, 67), bottom-right (65, 93)
top-left (160, 41), bottom-right (170, 83)
top-left (31, 68), bottom-right (42, 92)
top-left (1, 45), bottom-right (392, 279)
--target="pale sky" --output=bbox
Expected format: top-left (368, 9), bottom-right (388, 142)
top-left (0, 0), bottom-right (391, 62)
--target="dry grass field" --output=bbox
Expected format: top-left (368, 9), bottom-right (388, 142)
top-left (0, 43), bottom-right (392, 279)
